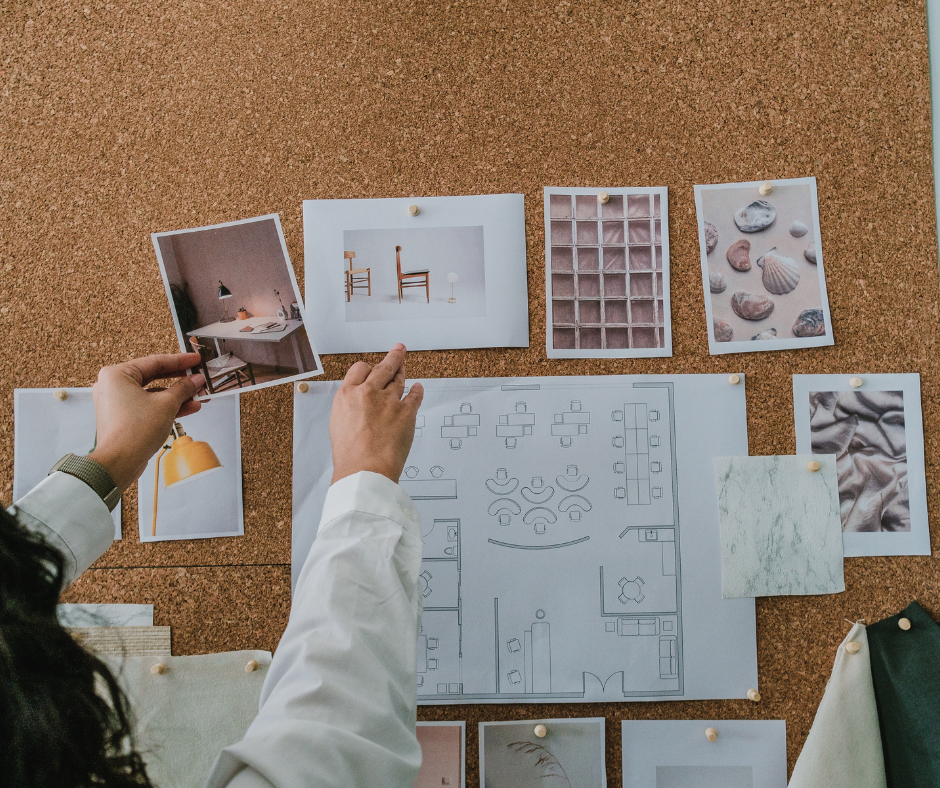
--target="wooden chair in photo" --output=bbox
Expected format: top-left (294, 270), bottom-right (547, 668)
top-left (189, 337), bottom-right (256, 394)
top-left (395, 245), bottom-right (429, 303)
top-left (344, 251), bottom-right (371, 301)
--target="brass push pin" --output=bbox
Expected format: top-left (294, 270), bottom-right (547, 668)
top-left (245, 659), bottom-right (260, 673)
top-left (808, 460), bottom-right (821, 472)
top-left (408, 204), bottom-right (420, 216)
top-left (534, 724), bottom-right (547, 738)
top-left (849, 377), bottom-right (863, 389)
top-left (54, 389), bottom-right (68, 401)
top-left (151, 663), bottom-right (167, 675)
top-left (705, 727), bottom-right (718, 742)
top-left (845, 641), bottom-right (861, 654)
top-left (598, 191), bottom-right (610, 204)
top-left (298, 382), bottom-right (309, 393)
top-left (899, 618), bottom-right (912, 631)
top-left (759, 181), bottom-right (772, 196)
top-left (728, 374), bottom-right (741, 385)
top-left (747, 688), bottom-right (761, 702)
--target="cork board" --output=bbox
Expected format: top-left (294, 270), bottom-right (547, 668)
top-left (1, 0), bottom-right (938, 782)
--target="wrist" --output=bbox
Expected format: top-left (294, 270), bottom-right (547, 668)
top-left (86, 448), bottom-right (138, 493)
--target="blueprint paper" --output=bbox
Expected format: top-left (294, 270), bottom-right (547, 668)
top-left (716, 455), bottom-right (844, 598)
top-left (294, 375), bottom-right (757, 704)
top-left (621, 720), bottom-right (787, 788)
top-left (544, 187), bottom-right (672, 359)
top-left (480, 718), bottom-right (606, 788)
top-left (793, 374), bottom-right (930, 557)
top-left (139, 394), bottom-right (243, 542)
top-left (302, 194), bottom-right (529, 353)
top-left (415, 722), bottom-right (465, 788)
top-left (13, 388), bottom-right (122, 540)
top-left (107, 651), bottom-right (269, 788)
top-left (57, 603), bottom-right (154, 628)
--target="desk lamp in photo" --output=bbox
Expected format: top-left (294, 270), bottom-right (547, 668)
top-left (218, 280), bottom-right (235, 322)
top-left (151, 422), bottom-right (223, 537)
top-left (447, 272), bottom-right (458, 303)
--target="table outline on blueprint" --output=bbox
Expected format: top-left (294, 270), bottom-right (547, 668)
top-left (292, 375), bottom-right (757, 705)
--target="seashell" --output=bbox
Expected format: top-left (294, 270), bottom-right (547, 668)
top-left (733, 200), bottom-right (776, 232)
top-left (804, 242), bottom-right (817, 264)
top-left (792, 308), bottom-right (826, 337)
top-left (752, 328), bottom-right (777, 340)
top-left (705, 222), bottom-right (718, 254)
top-left (758, 249), bottom-right (800, 295)
top-left (790, 220), bottom-right (808, 237)
top-left (714, 318), bottom-right (733, 342)
top-left (731, 291), bottom-right (775, 321)
top-left (726, 239), bottom-right (751, 272)
top-left (709, 272), bottom-right (727, 293)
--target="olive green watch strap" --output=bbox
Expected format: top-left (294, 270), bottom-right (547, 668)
top-left (49, 453), bottom-right (121, 512)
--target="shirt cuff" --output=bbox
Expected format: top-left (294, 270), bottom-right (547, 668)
top-left (12, 472), bottom-right (114, 585)
top-left (320, 471), bottom-right (421, 538)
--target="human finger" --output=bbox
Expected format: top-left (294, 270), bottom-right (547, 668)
top-left (164, 372), bottom-right (205, 411)
top-left (366, 343), bottom-right (406, 389)
top-left (387, 361), bottom-right (406, 398)
top-left (343, 361), bottom-right (372, 387)
top-left (401, 381), bottom-right (424, 415)
top-left (176, 399), bottom-right (203, 418)
top-left (122, 353), bottom-right (203, 386)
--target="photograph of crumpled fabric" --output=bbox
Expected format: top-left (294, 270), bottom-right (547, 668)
top-left (809, 390), bottom-right (908, 532)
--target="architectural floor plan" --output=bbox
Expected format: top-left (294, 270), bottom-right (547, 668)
top-left (293, 375), bottom-right (757, 703)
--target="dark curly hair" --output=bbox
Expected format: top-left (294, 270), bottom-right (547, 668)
top-left (0, 504), bottom-right (155, 787)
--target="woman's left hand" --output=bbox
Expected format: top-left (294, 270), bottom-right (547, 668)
top-left (87, 353), bottom-right (206, 491)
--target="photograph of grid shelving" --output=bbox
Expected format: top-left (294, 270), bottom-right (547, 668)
top-left (545, 189), bottom-right (671, 358)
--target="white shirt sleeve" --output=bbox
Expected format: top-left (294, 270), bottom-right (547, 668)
top-left (205, 470), bottom-right (425, 788)
top-left (10, 472), bottom-right (114, 586)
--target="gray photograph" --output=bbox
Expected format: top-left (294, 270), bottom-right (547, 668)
top-left (342, 225), bottom-right (486, 322)
top-left (657, 765), bottom-right (753, 788)
top-left (810, 390), bottom-right (909, 533)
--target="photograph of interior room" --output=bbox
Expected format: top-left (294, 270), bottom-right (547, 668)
top-left (155, 217), bottom-right (318, 391)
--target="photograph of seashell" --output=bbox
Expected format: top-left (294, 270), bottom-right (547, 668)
top-left (693, 177), bottom-right (834, 355)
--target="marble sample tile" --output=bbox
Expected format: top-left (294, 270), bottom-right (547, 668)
top-left (57, 603), bottom-right (154, 628)
top-left (716, 455), bottom-right (844, 598)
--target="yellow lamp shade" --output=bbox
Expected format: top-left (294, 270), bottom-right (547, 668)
top-left (161, 435), bottom-right (223, 487)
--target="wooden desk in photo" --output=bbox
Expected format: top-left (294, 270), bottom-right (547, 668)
top-left (187, 318), bottom-right (309, 373)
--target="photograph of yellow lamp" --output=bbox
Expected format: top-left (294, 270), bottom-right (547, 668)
top-left (152, 422), bottom-right (223, 537)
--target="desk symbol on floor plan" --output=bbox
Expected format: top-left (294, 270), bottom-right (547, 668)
top-left (551, 400), bottom-right (591, 448)
top-left (497, 401), bottom-right (535, 449)
top-left (441, 403), bottom-right (479, 450)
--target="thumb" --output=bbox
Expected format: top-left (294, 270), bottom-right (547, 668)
top-left (165, 372), bottom-right (204, 411)
top-left (402, 381), bottom-right (424, 416)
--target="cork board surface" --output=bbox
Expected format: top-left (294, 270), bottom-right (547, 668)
top-left (2, 0), bottom-right (938, 781)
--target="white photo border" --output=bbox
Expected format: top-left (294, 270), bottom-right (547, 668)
top-left (544, 186), bottom-right (672, 359)
top-left (792, 373), bottom-right (931, 557)
top-left (137, 392), bottom-right (244, 543)
top-left (621, 719), bottom-right (787, 788)
top-left (479, 717), bottom-right (607, 788)
top-left (693, 177), bottom-right (834, 356)
top-left (151, 213), bottom-right (323, 402)
top-left (13, 387), bottom-right (123, 540)
top-left (302, 194), bottom-right (529, 354)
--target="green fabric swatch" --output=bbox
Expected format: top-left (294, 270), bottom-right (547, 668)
top-left (867, 601), bottom-right (940, 788)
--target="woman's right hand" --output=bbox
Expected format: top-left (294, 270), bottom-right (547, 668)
top-left (329, 344), bottom-right (424, 485)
